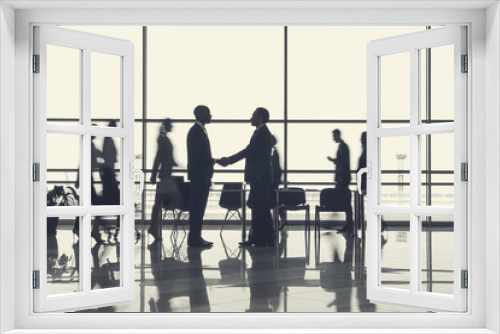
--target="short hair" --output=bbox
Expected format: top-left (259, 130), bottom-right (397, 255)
top-left (108, 120), bottom-right (117, 127)
top-left (162, 118), bottom-right (172, 126)
top-left (333, 129), bottom-right (341, 136)
top-left (255, 107), bottom-right (270, 123)
top-left (194, 105), bottom-right (210, 119)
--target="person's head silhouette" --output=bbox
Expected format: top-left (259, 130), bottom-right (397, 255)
top-left (251, 107), bottom-right (269, 127)
top-left (160, 118), bottom-right (172, 137)
top-left (194, 105), bottom-right (212, 125)
top-left (332, 129), bottom-right (342, 143)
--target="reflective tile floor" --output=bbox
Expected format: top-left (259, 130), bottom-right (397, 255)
top-left (46, 221), bottom-right (454, 313)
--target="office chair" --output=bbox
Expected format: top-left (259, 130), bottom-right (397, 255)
top-left (161, 177), bottom-right (191, 242)
top-left (277, 187), bottom-right (310, 232)
top-left (218, 182), bottom-right (244, 234)
top-left (314, 188), bottom-right (353, 233)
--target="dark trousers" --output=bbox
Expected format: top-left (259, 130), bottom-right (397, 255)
top-left (188, 178), bottom-right (210, 240)
top-left (335, 183), bottom-right (353, 225)
top-left (248, 180), bottom-right (274, 245)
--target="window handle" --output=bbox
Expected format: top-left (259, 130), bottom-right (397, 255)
top-left (129, 162), bottom-right (144, 195)
top-left (357, 166), bottom-right (370, 195)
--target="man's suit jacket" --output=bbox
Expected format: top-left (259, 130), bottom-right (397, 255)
top-left (228, 124), bottom-right (273, 183)
top-left (335, 141), bottom-right (351, 184)
top-left (187, 123), bottom-right (214, 181)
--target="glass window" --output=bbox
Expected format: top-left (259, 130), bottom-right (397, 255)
top-left (147, 27), bottom-right (284, 120)
top-left (287, 26), bottom-right (425, 120)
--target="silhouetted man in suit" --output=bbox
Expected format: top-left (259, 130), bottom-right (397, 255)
top-left (328, 128), bottom-right (353, 234)
top-left (327, 129), bottom-right (351, 189)
top-left (187, 105), bottom-right (215, 247)
top-left (219, 107), bottom-right (274, 247)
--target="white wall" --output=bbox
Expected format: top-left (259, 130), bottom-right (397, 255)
top-left (0, 2), bottom-right (16, 334)
top-left (486, 2), bottom-right (500, 333)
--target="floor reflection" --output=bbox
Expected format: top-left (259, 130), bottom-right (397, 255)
top-left (46, 221), bottom-right (453, 313)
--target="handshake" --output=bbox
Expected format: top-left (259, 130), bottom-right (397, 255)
top-left (215, 157), bottom-right (231, 167)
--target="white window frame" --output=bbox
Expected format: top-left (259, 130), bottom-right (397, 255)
top-left (33, 25), bottom-right (136, 312)
top-left (1, 2), bottom-right (498, 333)
top-left (366, 26), bottom-right (468, 312)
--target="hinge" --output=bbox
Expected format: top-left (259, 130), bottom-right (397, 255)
top-left (461, 162), bottom-right (468, 181)
top-left (461, 270), bottom-right (468, 289)
top-left (33, 270), bottom-right (40, 289)
top-left (33, 163), bottom-right (40, 182)
top-left (461, 54), bottom-right (468, 73)
top-left (33, 54), bottom-right (40, 73)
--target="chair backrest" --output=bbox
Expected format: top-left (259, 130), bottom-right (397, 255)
top-left (177, 181), bottom-right (191, 211)
top-left (162, 178), bottom-right (190, 211)
top-left (319, 188), bottom-right (351, 210)
top-left (219, 182), bottom-right (243, 210)
top-left (279, 187), bottom-right (306, 206)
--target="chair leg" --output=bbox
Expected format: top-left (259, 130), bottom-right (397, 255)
top-left (220, 210), bottom-right (230, 234)
top-left (315, 210), bottom-right (319, 233)
top-left (306, 207), bottom-right (310, 233)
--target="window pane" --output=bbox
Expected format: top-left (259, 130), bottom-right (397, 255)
top-left (47, 216), bottom-right (81, 296)
top-left (47, 44), bottom-right (81, 124)
top-left (420, 216), bottom-right (454, 295)
top-left (380, 52), bottom-right (410, 127)
top-left (90, 136), bottom-right (121, 206)
top-left (380, 215), bottom-right (410, 291)
top-left (421, 45), bottom-right (454, 123)
top-left (147, 27), bottom-right (284, 120)
top-left (91, 52), bottom-right (121, 126)
top-left (380, 136), bottom-right (410, 206)
top-left (288, 26), bottom-right (425, 120)
top-left (47, 133), bottom-right (80, 206)
top-left (91, 216), bottom-right (122, 290)
top-left (287, 123), bottom-right (365, 183)
top-left (421, 133), bottom-right (454, 207)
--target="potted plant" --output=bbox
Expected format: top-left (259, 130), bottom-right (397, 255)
top-left (47, 185), bottom-right (78, 234)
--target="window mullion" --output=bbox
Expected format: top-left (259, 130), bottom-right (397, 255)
top-left (410, 47), bottom-right (420, 294)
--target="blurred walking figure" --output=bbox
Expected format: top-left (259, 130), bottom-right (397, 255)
top-left (186, 106), bottom-right (215, 247)
top-left (357, 131), bottom-right (367, 195)
top-left (327, 129), bottom-right (351, 189)
top-left (102, 120), bottom-right (118, 169)
top-left (101, 120), bottom-right (120, 207)
top-left (149, 118), bottom-right (183, 240)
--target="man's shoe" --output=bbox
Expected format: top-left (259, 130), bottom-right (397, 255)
top-left (201, 238), bottom-right (214, 245)
top-left (188, 238), bottom-right (213, 248)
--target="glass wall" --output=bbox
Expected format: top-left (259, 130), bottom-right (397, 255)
top-left (46, 25), bottom-right (456, 314)
top-left (56, 25), bottom-right (457, 223)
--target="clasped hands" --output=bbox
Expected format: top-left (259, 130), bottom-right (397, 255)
top-left (215, 157), bottom-right (231, 167)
